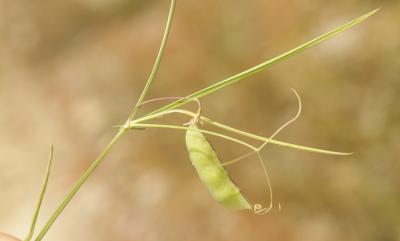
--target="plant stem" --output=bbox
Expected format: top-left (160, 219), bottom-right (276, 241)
top-left (34, 1), bottom-right (176, 239)
top-left (128, 0), bottom-right (176, 121)
top-left (34, 129), bottom-right (126, 241)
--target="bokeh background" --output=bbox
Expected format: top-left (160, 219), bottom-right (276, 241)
top-left (1, 0), bottom-right (399, 240)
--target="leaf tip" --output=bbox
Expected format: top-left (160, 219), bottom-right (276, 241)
top-left (364, 8), bottom-right (380, 19)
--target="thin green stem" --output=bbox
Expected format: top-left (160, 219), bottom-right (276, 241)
top-left (24, 146), bottom-right (54, 241)
top-left (131, 123), bottom-right (257, 151)
top-left (128, 0), bottom-right (176, 121)
top-left (34, 2), bottom-right (176, 240)
top-left (34, 129), bottom-right (127, 241)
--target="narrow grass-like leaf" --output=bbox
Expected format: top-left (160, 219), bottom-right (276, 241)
top-left (24, 146), bottom-right (54, 241)
top-left (131, 109), bottom-right (352, 155)
top-left (130, 123), bottom-right (257, 150)
top-left (147, 9), bottom-right (378, 116)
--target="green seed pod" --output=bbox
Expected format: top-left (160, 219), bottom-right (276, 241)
top-left (185, 122), bottom-right (251, 210)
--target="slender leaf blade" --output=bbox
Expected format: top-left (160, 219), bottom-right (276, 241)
top-left (25, 146), bottom-right (54, 241)
top-left (148, 9), bottom-right (379, 115)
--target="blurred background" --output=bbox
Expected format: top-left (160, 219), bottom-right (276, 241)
top-left (0, 0), bottom-right (399, 240)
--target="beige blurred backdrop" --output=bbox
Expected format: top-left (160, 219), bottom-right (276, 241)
top-left (1, 0), bottom-right (399, 240)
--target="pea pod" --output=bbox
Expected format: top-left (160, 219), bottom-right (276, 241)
top-left (185, 123), bottom-right (251, 210)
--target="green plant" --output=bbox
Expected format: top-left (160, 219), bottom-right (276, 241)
top-left (0, 1), bottom-right (378, 240)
